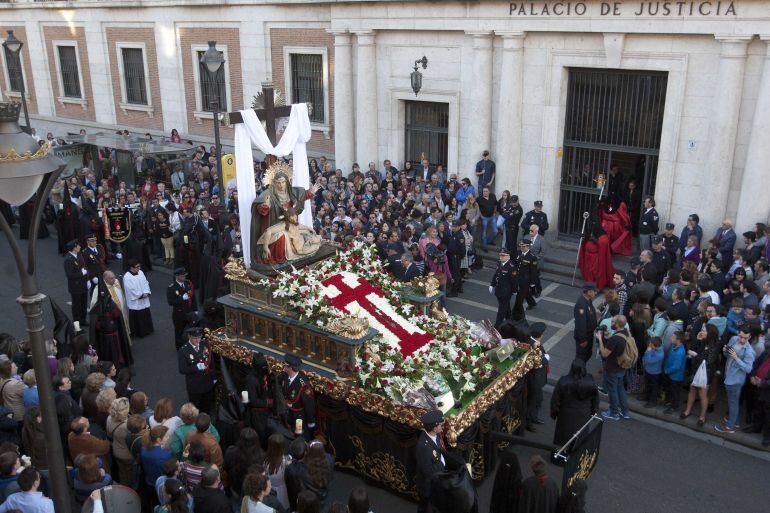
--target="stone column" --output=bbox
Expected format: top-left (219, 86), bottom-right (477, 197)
top-left (352, 30), bottom-right (377, 169)
top-left (155, 22), bottom-right (188, 133)
top-left (735, 36), bottom-right (770, 232)
top-left (494, 31), bottom-right (525, 195)
top-left (705, 35), bottom-right (751, 231)
top-left (84, 25), bottom-right (116, 125)
top-left (461, 31), bottom-right (493, 183)
top-left (327, 29), bottom-right (355, 173)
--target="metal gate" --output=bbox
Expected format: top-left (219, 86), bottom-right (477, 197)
top-left (405, 101), bottom-right (448, 167)
top-left (558, 69), bottom-right (667, 236)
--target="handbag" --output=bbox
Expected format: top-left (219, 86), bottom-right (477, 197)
top-left (691, 360), bottom-right (708, 388)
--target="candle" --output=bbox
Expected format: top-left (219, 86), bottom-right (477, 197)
top-left (295, 418), bottom-right (303, 434)
top-left (241, 391), bottom-right (249, 403)
top-left (234, 244), bottom-right (241, 254)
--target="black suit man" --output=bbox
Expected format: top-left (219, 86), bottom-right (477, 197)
top-left (639, 195), bottom-right (659, 251)
top-left (447, 222), bottom-right (467, 297)
top-left (521, 201), bottom-right (549, 236)
top-left (501, 196), bottom-right (524, 254)
top-left (415, 409), bottom-right (449, 513)
top-left (63, 239), bottom-right (89, 325)
top-left (399, 253), bottom-right (422, 282)
top-left (513, 239), bottom-right (538, 319)
top-left (167, 267), bottom-right (197, 349)
top-left (490, 248), bottom-right (518, 328)
top-left (177, 327), bottom-right (216, 413)
top-left (573, 283), bottom-right (598, 362)
top-left (281, 353), bottom-right (316, 440)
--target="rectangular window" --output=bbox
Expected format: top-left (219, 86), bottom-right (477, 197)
top-left (57, 45), bottom-right (82, 98)
top-left (197, 50), bottom-right (226, 112)
top-left (121, 47), bottom-right (147, 105)
top-left (3, 48), bottom-right (23, 93)
top-left (290, 53), bottom-right (324, 123)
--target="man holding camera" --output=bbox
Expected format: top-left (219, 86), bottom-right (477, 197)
top-left (597, 315), bottom-right (632, 421)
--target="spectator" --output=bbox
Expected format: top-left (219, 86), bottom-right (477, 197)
top-left (284, 438), bottom-right (309, 512)
top-left (598, 315), bottom-right (632, 421)
top-left (296, 490), bottom-right (321, 513)
top-left (183, 413), bottom-right (223, 469)
top-left (21, 407), bottom-right (47, 470)
top-left (0, 466), bottom-right (54, 513)
top-left (179, 442), bottom-right (209, 492)
top-left (170, 403), bottom-right (219, 459)
top-left (301, 441), bottom-right (334, 509)
top-left (21, 369), bottom-right (38, 409)
top-left (192, 465), bottom-right (230, 513)
top-left (241, 472), bottom-right (273, 513)
top-left (140, 425), bottom-right (172, 490)
top-left (643, 337), bottom-right (664, 408)
top-left (149, 398), bottom-right (183, 440)
top-left (73, 453), bottom-right (112, 504)
top-left (263, 433), bottom-right (290, 510)
top-left (157, 477), bottom-right (193, 513)
top-left (716, 326), bottom-right (756, 433)
top-left (664, 332), bottom-right (687, 415)
top-left (0, 358), bottom-right (25, 423)
top-left (106, 397), bottom-right (132, 485)
top-left (68, 417), bottom-right (110, 464)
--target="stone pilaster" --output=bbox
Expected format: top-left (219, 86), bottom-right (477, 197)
top-left (494, 31), bottom-right (525, 195)
top-left (327, 29), bottom-right (355, 173)
top-left (352, 30), bottom-right (377, 168)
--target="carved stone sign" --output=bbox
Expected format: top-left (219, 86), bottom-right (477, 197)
top-left (508, 1), bottom-right (737, 17)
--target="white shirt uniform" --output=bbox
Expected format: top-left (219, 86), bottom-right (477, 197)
top-left (123, 270), bottom-right (152, 311)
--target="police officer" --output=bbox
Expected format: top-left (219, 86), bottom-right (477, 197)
top-left (82, 233), bottom-right (107, 281)
top-left (573, 282), bottom-right (598, 363)
top-left (501, 194), bottom-right (524, 253)
top-left (490, 248), bottom-right (517, 328)
top-left (64, 239), bottom-right (90, 326)
top-left (177, 327), bottom-right (215, 413)
top-left (661, 222), bottom-right (680, 265)
top-left (415, 409), bottom-right (449, 513)
top-left (513, 238), bottom-right (538, 320)
top-left (446, 222), bottom-right (466, 297)
top-left (639, 195), bottom-right (659, 251)
top-left (167, 267), bottom-right (197, 349)
top-left (525, 322), bottom-right (549, 433)
top-left (521, 200), bottom-right (549, 237)
top-left (651, 236), bottom-right (670, 279)
top-left (281, 354), bottom-right (315, 439)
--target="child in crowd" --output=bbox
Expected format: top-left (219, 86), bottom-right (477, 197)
top-left (726, 298), bottom-right (745, 337)
top-left (663, 332), bottom-right (687, 415)
top-left (643, 337), bottom-right (664, 408)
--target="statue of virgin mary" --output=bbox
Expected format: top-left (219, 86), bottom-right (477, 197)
top-left (250, 162), bottom-right (319, 266)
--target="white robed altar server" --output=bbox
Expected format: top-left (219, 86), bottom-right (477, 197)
top-left (122, 260), bottom-right (154, 338)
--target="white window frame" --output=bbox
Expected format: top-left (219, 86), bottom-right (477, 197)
top-left (52, 40), bottom-right (87, 107)
top-left (1, 47), bottom-right (31, 101)
top-left (115, 42), bottom-right (154, 116)
top-left (191, 43), bottom-right (232, 122)
top-left (283, 46), bottom-right (330, 137)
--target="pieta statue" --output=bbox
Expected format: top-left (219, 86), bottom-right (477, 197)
top-left (250, 161), bottom-right (321, 266)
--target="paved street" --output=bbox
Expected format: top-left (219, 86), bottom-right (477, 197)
top-left (0, 230), bottom-right (767, 512)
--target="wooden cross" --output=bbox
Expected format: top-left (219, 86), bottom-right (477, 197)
top-left (226, 81), bottom-right (292, 145)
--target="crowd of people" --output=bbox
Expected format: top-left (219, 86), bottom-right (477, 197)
top-left (573, 194), bottom-right (770, 444)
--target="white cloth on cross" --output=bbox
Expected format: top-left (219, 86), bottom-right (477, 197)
top-left (234, 104), bottom-right (312, 268)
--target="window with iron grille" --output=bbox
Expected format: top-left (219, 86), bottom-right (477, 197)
top-left (3, 47), bottom-right (23, 93)
top-left (289, 53), bottom-right (324, 123)
top-left (57, 45), bottom-right (82, 98)
top-left (121, 47), bottom-right (148, 105)
top-left (197, 50), bottom-right (226, 112)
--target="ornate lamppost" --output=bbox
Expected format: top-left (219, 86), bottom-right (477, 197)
top-left (410, 56), bottom-right (429, 96)
top-left (0, 102), bottom-right (69, 512)
top-left (2, 31), bottom-right (30, 134)
top-left (200, 41), bottom-right (226, 195)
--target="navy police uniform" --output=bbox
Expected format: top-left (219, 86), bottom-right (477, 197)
top-left (513, 240), bottom-right (538, 319)
top-left (573, 285), bottom-right (598, 363)
top-left (521, 202), bottom-right (549, 236)
top-left (177, 328), bottom-right (216, 413)
top-left (63, 240), bottom-right (89, 325)
top-left (447, 228), bottom-right (466, 295)
top-left (167, 268), bottom-right (197, 349)
top-left (415, 410), bottom-right (449, 513)
top-left (501, 200), bottom-right (524, 253)
top-left (639, 207), bottom-right (660, 250)
top-left (281, 354), bottom-right (316, 439)
top-left (491, 251), bottom-right (518, 327)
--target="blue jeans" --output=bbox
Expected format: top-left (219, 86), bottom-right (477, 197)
top-left (496, 215), bottom-right (506, 247)
top-left (724, 383), bottom-right (743, 428)
top-left (479, 215), bottom-right (498, 248)
top-left (604, 370), bottom-right (629, 416)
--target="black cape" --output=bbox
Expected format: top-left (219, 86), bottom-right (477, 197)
top-left (519, 475), bottom-right (560, 513)
top-left (430, 453), bottom-right (478, 513)
top-left (551, 361), bottom-right (599, 447)
top-left (489, 446), bottom-right (523, 513)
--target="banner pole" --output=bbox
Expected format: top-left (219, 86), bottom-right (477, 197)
top-left (571, 211), bottom-right (590, 286)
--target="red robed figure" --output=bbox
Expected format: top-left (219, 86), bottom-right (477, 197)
top-left (599, 201), bottom-right (633, 256)
top-left (579, 229), bottom-right (615, 290)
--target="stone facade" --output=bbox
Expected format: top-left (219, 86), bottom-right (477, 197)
top-left (0, 0), bottom-right (768, 236)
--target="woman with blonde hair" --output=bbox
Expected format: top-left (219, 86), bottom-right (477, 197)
top-left (106, 397), bottom-right (133, 484)
top-left (94, 387), bottom-right (117, 430)
top-left (169, 402), bottom-right (220, 458)
top-left (81, 372), bottom-right (106, 423)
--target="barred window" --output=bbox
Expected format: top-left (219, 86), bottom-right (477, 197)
top-left (121, 47), bottom-right (148, 105)
top-left (290, 53), bottom-right (324, 123)
top-left (57, 46), bottom-right (82, 98)
top-left (3, 47), bottom-right (23, 93)
top-left (197, 50), bottom-right (226, 112)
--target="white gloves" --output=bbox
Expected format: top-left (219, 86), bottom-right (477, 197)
top-left (81, 268), bottom-right (88, 276)
top-left (182, 293), bottom-right (189, 301)
top-left (92, 277), bottom-right (99, 284)
top-left (196, 363), bottom-right (206, 371)
top-left (488, 286), bottom-right (494, 295)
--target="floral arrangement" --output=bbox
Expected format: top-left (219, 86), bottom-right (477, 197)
top-left (259, 240), bottom-right (502, 402)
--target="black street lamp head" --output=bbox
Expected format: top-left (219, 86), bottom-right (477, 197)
top-left (200, 41), bottom-right (225, 74)
top-left (2, 30), bottom-right (22, 55)
top-left (0, 102), bottom-right (65, 204)
top-left (410, 56), bottom-right (428, 96)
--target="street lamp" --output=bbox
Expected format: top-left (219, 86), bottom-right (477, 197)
top-left (0, 102), bottom-right (70, 512)
top-left (200, 41), bottom-right (225, 195)
top-left (2, 31), bottom-right (31, 134)
top-left (410, 56), bottom-right (428, 96)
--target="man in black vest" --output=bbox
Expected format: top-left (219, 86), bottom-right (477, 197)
top-left (490, 248), bottom-right (518, 328)
top-left (177, 327), bottom-right (215, 413)
top-left (167, 268), bottom-right (197, 349)
top-left (63, 239), bottom-right (89, 326)
top-left (415, 409), bottom-right (449, 513)
top-left (573, 282), bottom-right (598, 363)
top-left (281, 354), bottom-right (316, 440)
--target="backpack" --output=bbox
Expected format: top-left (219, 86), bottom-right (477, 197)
top-left (616, 332), bottom-right (638, 370)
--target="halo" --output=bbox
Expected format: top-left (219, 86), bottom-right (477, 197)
top-left (262, 161), bottom-right (293, 187)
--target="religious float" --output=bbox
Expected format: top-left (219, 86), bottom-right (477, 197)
top-left (209, 161), bottom-right (542, 497)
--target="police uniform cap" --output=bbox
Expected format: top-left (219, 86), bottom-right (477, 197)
top-left (499, 248), bottom-right (510, 255)
top-left (86, 233), bottom-right (97, 241)
top-left (173, 267), bottom-right (188, 276)
top-left (186, 327), bottom-right (203, 337)
top-left (534, 200), bottom-right (543, 207)
top-left (652, 236), bottom-right (663, 244)
top-left (582, 282), bottom-right (597, 292)
top-left (530, 322), bottom-right (546, 337)
top-left (665, 223), bottom-right (675, 230)
top-left (66, 239), bottom-right (79, 250)
top-left (520, 238), bottom-right (532, 245)
top-left (421, 409), bottom-right (443, 425)
top-left (284, 353), bottom-right (302, 368)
